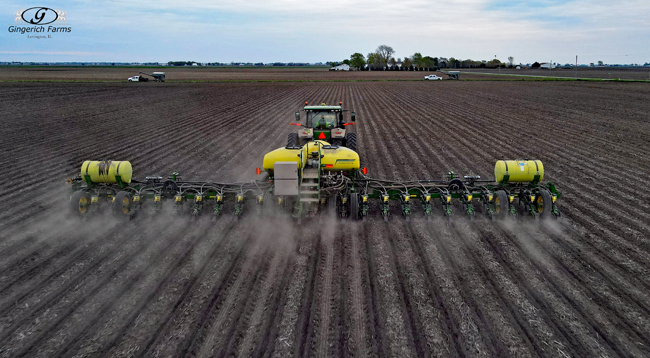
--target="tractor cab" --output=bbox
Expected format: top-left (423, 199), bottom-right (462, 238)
top-left (288, 102), bottom-right (357, 152)
top-left (307, 111), bottom-right (339, 129)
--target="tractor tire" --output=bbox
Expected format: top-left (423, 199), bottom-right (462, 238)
top-left (70, 190), bottom-right (90, 217)
top-left (113, 191), bottom-right (132, 217)
top-left (350, 193), bottom-right (360, 220)
top-left (536, 189), bottom-right (553, 219)
top-left (494, 190), bottom-right (509, 219)
top-left (287, 133), bottom-right (299, 147)
top-left (345, 133), bottom-right (357, 152)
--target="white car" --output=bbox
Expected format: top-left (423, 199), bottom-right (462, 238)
top-left (127, 75), bottom-right (148, 82)
top-left (424, 74), bottom-right (443, 81)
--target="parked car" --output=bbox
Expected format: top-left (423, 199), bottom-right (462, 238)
top-left (424, 74), bottom-right (443, 81)
top-left (127, 76), bottom-right (148, 82)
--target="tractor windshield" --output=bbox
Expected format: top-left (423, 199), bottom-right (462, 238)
top-left (307, 111), bottom-right (337, 129)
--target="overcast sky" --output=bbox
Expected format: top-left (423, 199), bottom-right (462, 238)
top-left (2, 0), bottom-right (649, 64)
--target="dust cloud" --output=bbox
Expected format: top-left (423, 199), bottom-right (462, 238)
top-left (498, 217), bottom-right (570, 272)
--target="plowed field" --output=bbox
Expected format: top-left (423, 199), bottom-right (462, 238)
top-left (1, 79), bottom-right (649, 358)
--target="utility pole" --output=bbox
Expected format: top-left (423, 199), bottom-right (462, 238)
top-left (575, 55), bottom-right (578, 78)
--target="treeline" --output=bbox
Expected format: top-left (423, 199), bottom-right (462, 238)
top-left (167, 61), bottom-right (318, 67)
top-left (332, 45), bottom-right (509, 70)
top-left (168, 61), bottom-right (196, 66)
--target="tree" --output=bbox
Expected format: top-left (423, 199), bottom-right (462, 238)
top-left (531, 62), bottom-right (541, 68)
top-left (460, 59), bottom-right (480, 68)
top-left (486, 59), bottom-right (502, 68)
top-left (375, 45), bottom-right (395, 69)
top-left (402, 57), bottom-right (412, 70)
top-left (168, 61), bottom-right (195, 66)
top-left (342, 59), bottom-right (351, 65)
top-left (388, 57), bottom-right (397, 68)
top-left (367, 52), bottom-right (381, 70)
top-left (597, 60), bottom-right (604, 66)
top-left (412, 52), bottom-right (423, 68)
top-left (423, 56), bottom-right (437, 69)
top-left (350, 53), bottom-right (366, 70)
top-left (508, 56), bottom-right (514, 67)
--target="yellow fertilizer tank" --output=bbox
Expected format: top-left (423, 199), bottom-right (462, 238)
top-left (495, 160), bottom-right (544, 183)
top-left (80, 160), bottom-right (132, 184)
top-left (263, 147), bottom-right (306, 173)
top-left (263, 141), bottom-right (360, 173)
top-left (320, 146), bottom-right (360, 171)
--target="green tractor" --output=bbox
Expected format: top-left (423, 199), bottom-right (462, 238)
top-left (288, 102), bottom-right (357, 151)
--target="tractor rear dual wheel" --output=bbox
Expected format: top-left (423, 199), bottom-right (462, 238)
top-left (287, 133), bottom-right (299, 147)
top-left (345, 133), bottom-right (357, 152)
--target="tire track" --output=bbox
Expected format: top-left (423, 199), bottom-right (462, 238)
top-left (270, 225), bottom-right (318, 358)
top-left (31, 221), bottom-right (205, 358)
top-left (95, 218), bottom-right (238, 357)
top-left (314, 222), bottom-right (336, 358)
top-left (0, 219), bottom-right (181, 357)
top-left (198, 249), bottom-right (272, 358)
top-left (0, 220), bottom-right (141, 341)
top-left (234, 245), bottom-right (295, 358)
top-left (293, 227), bottom-right (323, 358)
top-left (342, 221), bottom-right (370, 358)
top-left (492, 220), bottom-right (648, 357)
top-left (125, 220), bottom-right (251, 357)
top-left (53, 220), bottom-right (227, 357)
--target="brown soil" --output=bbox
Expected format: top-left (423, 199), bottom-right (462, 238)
top-left (461, 67), bottom-right (650, 80)
top-left (1, 76), bottom-right (649, 358)
top-left (0, 67), bottom-right (438, 82)
top-left (1, 66), bottom-right (648, 82)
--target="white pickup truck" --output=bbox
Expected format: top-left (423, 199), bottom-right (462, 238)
top-left (424, 74), bottom-right (443, 81)
top-left (127, 75), bottom-right (148, 82)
